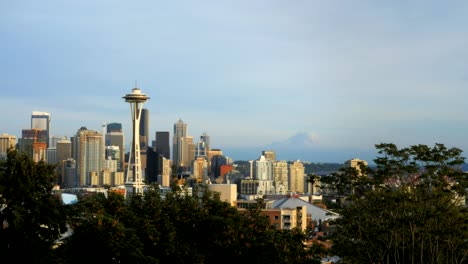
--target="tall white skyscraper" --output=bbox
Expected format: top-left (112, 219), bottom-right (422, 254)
top-left (253, 155), bottom-right (273, 181)
top-left (251, 155), bottom-right (274, 195)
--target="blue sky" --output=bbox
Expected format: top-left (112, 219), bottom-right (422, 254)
top-left (1, 1), bottom-right (468, 163)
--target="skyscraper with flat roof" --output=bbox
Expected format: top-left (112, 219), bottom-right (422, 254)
top-left (0, 133), bottom-right (16, 160)
top-left (31, 111), bottom-right (51, 147)
top-left (56, 138), bottom-right (72, 186)
top-left (345, 158), bottom-right (368, 176)
top-left (106, 123), bottom-right (122, 133)
top-left (72, 127), bottom-right (104, 186)
top-left (105, 123), bottom-right (125, 172)
top-left (139, 109), bottom-right (149, 173)
top-left (155, 131), bottom-right (170, 160)
top-left (19, 129), bottom-right (47, 162)
top-left (262, 150), bottom-right (276, 161)
top-left (195, 132), bottom-right (210, 159)
top-left (180, 136), bottom-right (195, 170)
top-left (63, 158), bottom-right (77, 188)
top-left (289, 161), bottom-right (305, 194)
top-left (273, 160), bottom-right (288, 194)
top-left (173, 119), bottom-right (187, 167)
top-left (140, 109), bottom-right (149, 148)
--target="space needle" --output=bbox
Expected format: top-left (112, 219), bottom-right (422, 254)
top-left (123, 86), bottom-right (150, 197)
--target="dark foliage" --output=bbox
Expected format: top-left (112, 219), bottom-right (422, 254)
top-left (60, 184), bottom-right (313, 263)
top-left (330, 143), bottom-right (468, 264)
top-left (0, 149), bottom-right (67, 263)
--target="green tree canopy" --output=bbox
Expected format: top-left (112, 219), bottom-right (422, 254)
top-left (0, 149), bottom-right (67, 263)
top-left (331, 143), bottom-right (468, 264)
top-left (60, 184), bottom-right (314, 263)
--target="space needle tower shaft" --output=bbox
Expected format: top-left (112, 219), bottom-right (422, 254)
top-left (122, 86), bottom-right (150, 196)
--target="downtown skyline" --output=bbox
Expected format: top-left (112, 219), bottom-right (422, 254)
top-left (2, 1), bottom-right (468, 163)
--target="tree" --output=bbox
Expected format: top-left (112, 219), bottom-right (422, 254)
top-left (60, 183), bottom-right (313, 263)
top-left (319, 161), bottom-right (371, 198)
top-left (0, 149), bottom-right (67, 263)
top-left (61, 191), bottom-right (152, 264)
top-left (332, 143), bottom-right (468, 264)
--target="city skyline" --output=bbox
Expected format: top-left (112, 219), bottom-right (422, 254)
top-left (2, 1), bottom-right (468, 163)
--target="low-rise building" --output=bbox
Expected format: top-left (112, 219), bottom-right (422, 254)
top-left (208, 184), bottom-right (237, 206)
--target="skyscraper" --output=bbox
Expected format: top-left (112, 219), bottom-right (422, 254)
top-left (50, 135), bottom-right (65, 148)
top-left (180, 136), bottom-right (195, 170)
top-left (105, 123), bottom-right (125, 172)
top-left (273, 160), bottom-right (288, 194)
top-left (345, 158), bottom-right (368, 176)
top-left (19, 129), bottom-right (47, 162)
top-left (63, 158), bottom-right (77, 188)
top-left (123, 87), bottom-right (150, 196)
top-left (172, 119), bottom-right (187, 167)
top-left (56, 138), bottom-right (72, 186)
top-left (289, 160), bottom-right (305, 194)
top-left (0, 133), bottom-right (16, 160)
top-left (139, 109), bottom-right (149, 173)
top-left (140, 109), bottom-right (149, 149)
top-left (105, 146), bottom-right (120, 172)
top-left (252, 155), bottom-right (273, 181)
top-left (262, 150), bottom-right (276, 161)
top-left (31, 111), bottom-right (51, 148)
top-left (46, 148), bottom-right (56, 165)
top-left (107, 123), bottom-right (122, 133)
top-left (250, 155), bottom-right (274, 195)
top-left (197, 132), bottom-right (210, 157)
top-left (192, 157), bottom-right (209, 181)
top-left (155, 131), bottom-right (170, 159)
top-left (72, 127), bottom-right (105, 186)
top-left (211, 154), bottom-right (227, 178)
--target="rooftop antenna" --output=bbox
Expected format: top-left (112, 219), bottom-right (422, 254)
top-left (135, 80), bottom-right (138, 88)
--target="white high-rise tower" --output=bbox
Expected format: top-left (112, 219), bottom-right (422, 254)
top-left (123, 86), bottom-right (150, 197)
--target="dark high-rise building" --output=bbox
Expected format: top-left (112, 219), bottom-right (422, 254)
top-left (63, 158), bottom-right (77, 188)
top-left (106, 123), bottom-right (122, 133)
top-left (146, 147), bottom-right (164, 184)
top-left (56, 138), bottom-right (72, 186)
top-left (155, 131), bottom-right (170, 160)
top-left (140, 109), bottom-right (149, 173)
top-left (140, 109), bottom-right (149, 149)
top-left (211, 154), bottom-right (227, 178)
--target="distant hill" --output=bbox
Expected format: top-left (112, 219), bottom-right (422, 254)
top-left (303, 162), bottom-right (343, 175)
top-left (232, 161), bottom-right (468, 177)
